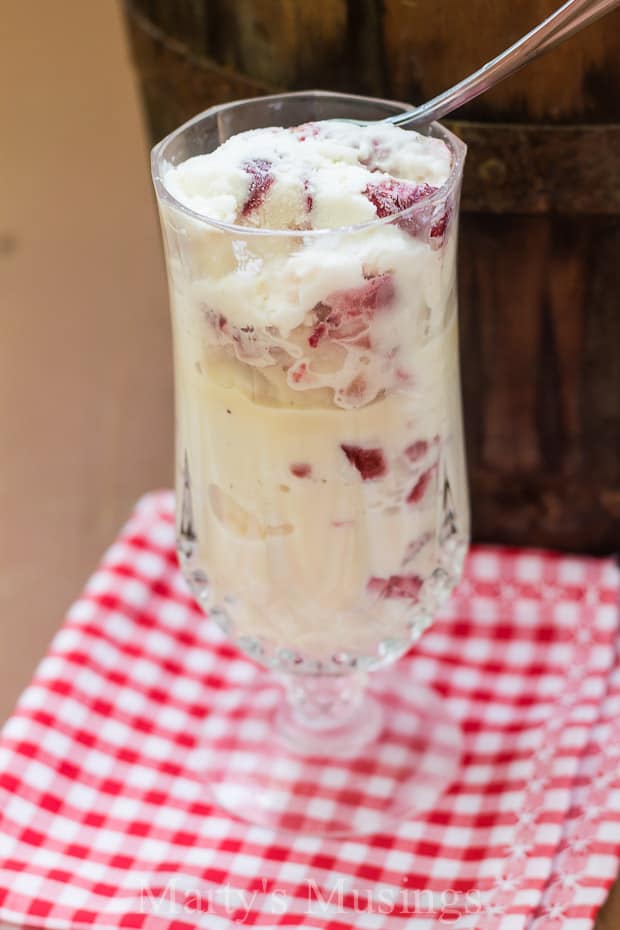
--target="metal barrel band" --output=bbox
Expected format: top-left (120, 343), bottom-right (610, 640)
top-left (449, 120), bottom-right (620, 214)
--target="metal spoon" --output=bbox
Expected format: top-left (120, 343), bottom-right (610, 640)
top-left (375, 0), bottom-right (620, 129)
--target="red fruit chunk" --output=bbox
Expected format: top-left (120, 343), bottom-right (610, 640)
top-left (359, 138), bottom-right (392, 172)
top-left (350, 333), bottom-right (372, 350)
top-left (327, 273), bottom-right (395, 317)
top-left (290, 362), bottom-right (307, 384)
top-left (430, 207), bottom-right (450, 241)
top-left (303, 178), bottom-right (313, 213)
top-left (364, 179), bottom-right (452, 244)
top-left (294, 123), bottom-right (321, 141)
top-left (364, 180), bottom-right (436, 219)
top-left (204, 308), bottom-right (228, 334)
top-left (290, 463), bottom-right (312, 478)
top-left (308, 322), bottom-right (327, 348)
top-left (404, 531), bottom-right (433, 562)
top-left (407, 465), bottom-right (436, 504)
top-left (341, 445), bottom-right (386, 481)
top-left (368, 574), bottom-right (423, 599)
top-left (404, 440), bottom-right (428, 463)
top-left (242, 159), bottom-right (274, 215)
top-left (309, 273), bottom-right (395, 346)
top-left (341, 374), bottom-right (368, 404)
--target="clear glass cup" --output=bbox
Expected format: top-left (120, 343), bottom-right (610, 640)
top-left (152, 91), bottom-right (469, 834)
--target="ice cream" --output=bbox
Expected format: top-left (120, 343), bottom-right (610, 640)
top-left (164, 121), bottom-right (452, 230)
top-left (159, 119), bottom-right (469, 668)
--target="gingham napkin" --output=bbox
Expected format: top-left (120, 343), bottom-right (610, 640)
top-left (0, 492), bottom-right (618, 930)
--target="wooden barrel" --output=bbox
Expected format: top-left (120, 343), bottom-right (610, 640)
top-left (123, 0), bottom-right (620, 554)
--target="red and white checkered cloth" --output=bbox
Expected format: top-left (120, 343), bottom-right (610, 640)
top-left (0, 491), bottom-right (618, 930)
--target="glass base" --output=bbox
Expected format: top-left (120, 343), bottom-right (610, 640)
top-left (196, 665), bottom-right (462, 836)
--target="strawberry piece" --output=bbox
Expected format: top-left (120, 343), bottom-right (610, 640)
top-left (407, 465), bottom-right (436, 504)
top-left (368, 574), bottom-right (423, 599)
top-left (204, 308), bottom-right (228, 334)
top-left (364, 179), bottom-right (452, 243)
top-left (341, 445), bottom-right (386, 480)
top-left (309, 273), bottom-right (395, 346)
top-left (404, 440), bottom-right (428, 463)
top-left (294, 123), bottom-right (321, 141)
top-left (290, 463), bottom-right (312, 478)
top-left (326, 273), bottom-right (395, 317)
top-left (349, 333), bottom-right (372, 350)
top-left (364, 180), bottom-right (436, 219)
top-left (308, 322), bottom-right (327, 348)
top-left (289, 362), bottom-right (307, 384)
top-left (340, 374), bottom-right (368, 404)
top-left (303, 178), bottom-right (313, 213)
top-left (430, 207), bottom-right (450, 241)
top-left (241, 159), bottom-right (274, 215)
top-left (359, 138), bottom-right (392, 172)
top-left (404, 531), bottom-right (433, 563)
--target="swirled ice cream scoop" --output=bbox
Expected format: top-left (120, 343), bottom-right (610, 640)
top-left (162, 121), bottom-right (457, 409)
top-left (164, 120), bottom-right (452, 230)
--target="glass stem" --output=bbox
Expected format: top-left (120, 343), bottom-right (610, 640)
top-left (282, 670), bottom-right (368, 732)
top-left (276, 670), bottom-right (382, 755)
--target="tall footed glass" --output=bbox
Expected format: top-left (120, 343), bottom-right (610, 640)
top-left (152, 91), bottom-right (469, 834)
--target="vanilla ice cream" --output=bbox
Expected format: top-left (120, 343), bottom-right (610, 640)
top-left (158, 119), bottom-right (469, 668)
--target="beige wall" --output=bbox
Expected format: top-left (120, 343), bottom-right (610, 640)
top-left (0, 0), bottom-right (173, 722)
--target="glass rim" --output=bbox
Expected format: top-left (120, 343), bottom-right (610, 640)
top-left (150, 89), bottom-right (467, 239)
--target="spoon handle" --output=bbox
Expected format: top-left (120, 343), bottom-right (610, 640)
top-left (390, 0), bottom-right (620, 128)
